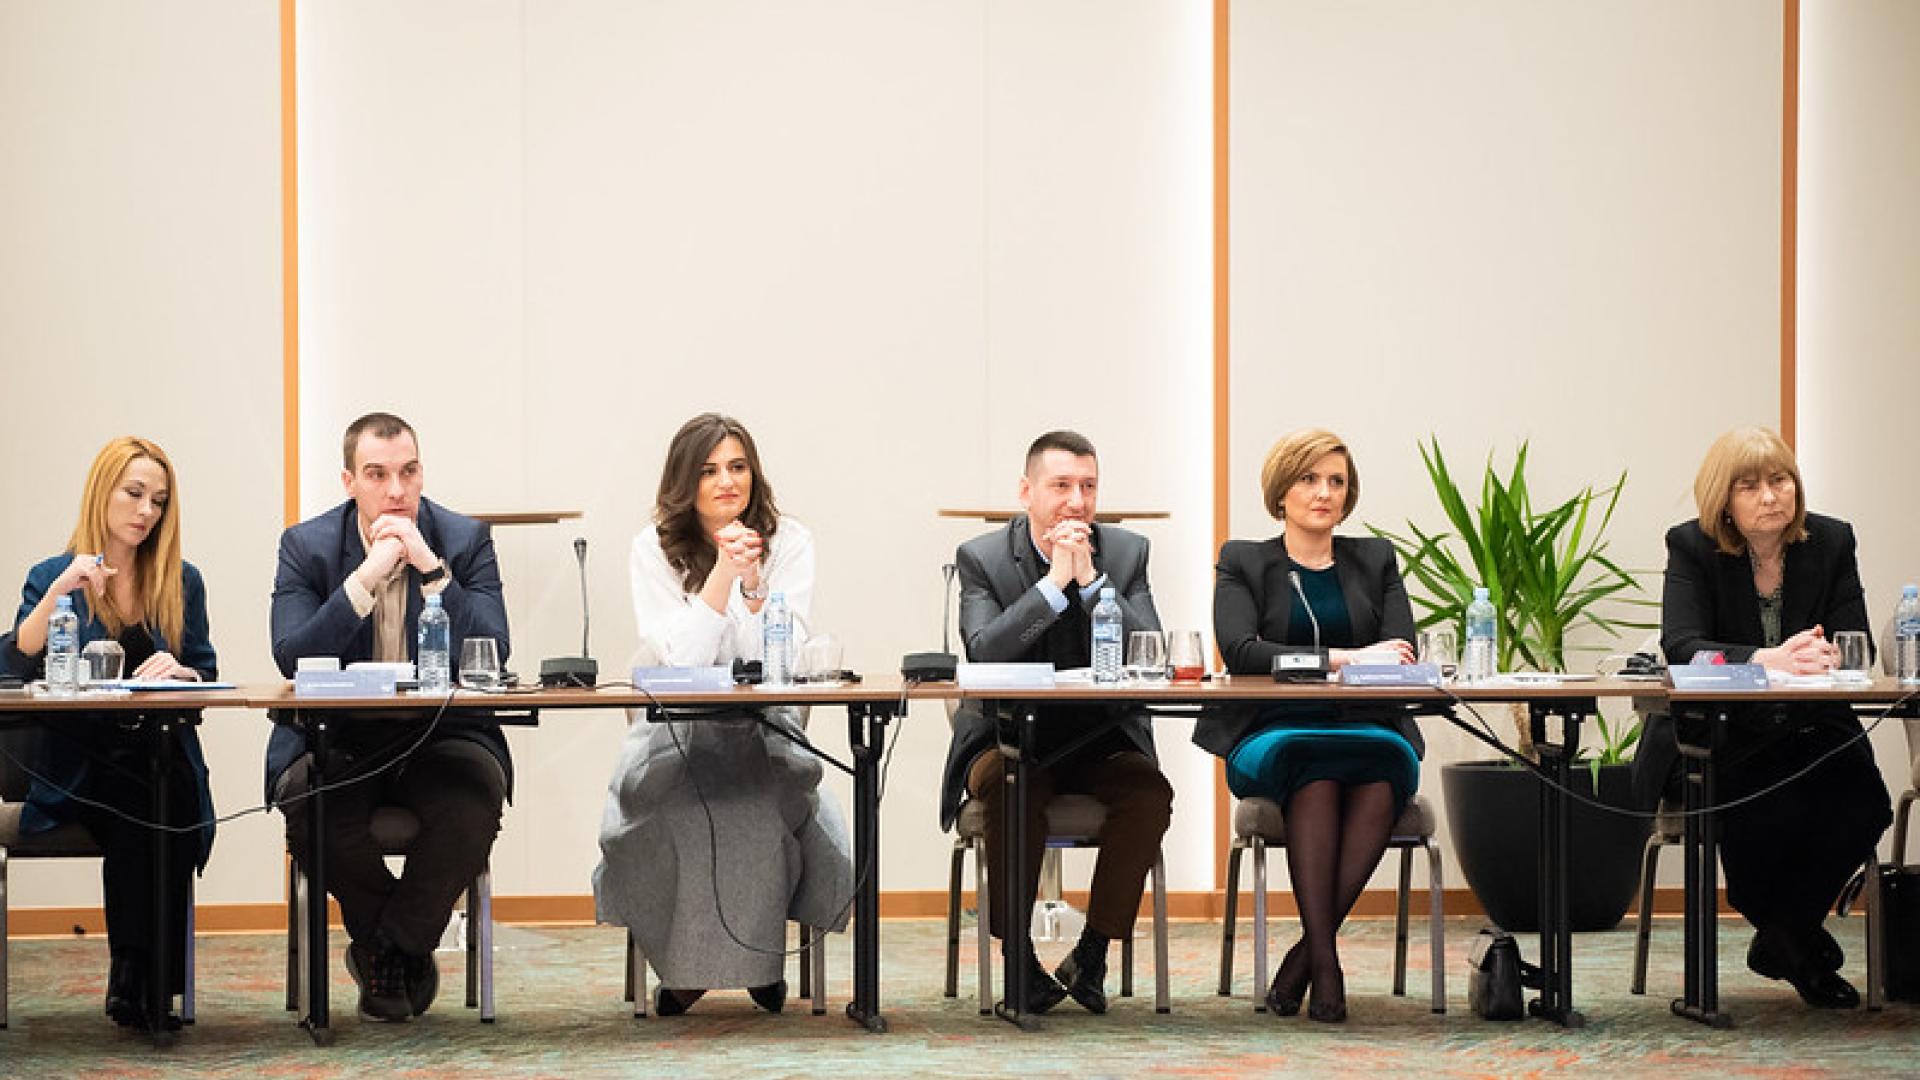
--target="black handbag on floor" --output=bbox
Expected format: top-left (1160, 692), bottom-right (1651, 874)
top-left (1467, 929), bottom-right (1526, 1020)
top-left (1838, 862), bottom-right (1920, 1002)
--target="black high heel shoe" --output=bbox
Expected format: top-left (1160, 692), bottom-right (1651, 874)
top-left (1307, 965), bottom-right (1347, 1023)
top-left (1265, 946), bottom-right (1309, 1017)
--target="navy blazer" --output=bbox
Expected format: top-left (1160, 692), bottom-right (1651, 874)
top-left (1634, 512), bottom-right (1870, 806)
top-left (264, 498), bottom-right (513, 800)
top-left (937, 516), bottom-right (1161, 831)
top-left (1, 554), bottom-right (218, 868)
top-left (1192, 534), bottom-right (1426, 760)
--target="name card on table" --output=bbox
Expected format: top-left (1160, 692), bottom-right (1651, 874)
top-left (956, 663), bottom-right (1057, 691)
top-left (633, 666), bottom-right (734, 693)
top-left (1667, 663), bottom-right (1769, 691)
top-left (1339, 663), bottom-right (1442, 688)
top-left (295, 668), bottom-right (397, 698)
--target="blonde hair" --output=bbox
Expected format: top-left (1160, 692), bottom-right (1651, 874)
top-left (1693, 426), bottom-right (1807, 556)
top-left (68, 437), bottom-right (185, 648)
top-left (1260, 428), bottom-right (1358, 523)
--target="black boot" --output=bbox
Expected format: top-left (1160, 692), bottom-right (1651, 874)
top-left (1053, 929), bottom-right (1110, 1015)
top-left (998, 941), bottom-right (1067, 1015)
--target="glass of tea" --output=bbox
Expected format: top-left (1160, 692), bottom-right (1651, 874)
top-left (1168, 630), bottom-right (1206, 682)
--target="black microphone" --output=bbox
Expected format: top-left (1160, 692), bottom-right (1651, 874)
top-left (1273, 569), bottom-right (1330, 681)
top-left (902, 562), bottom-right (960, 681)
top-left (540, 536), bottom-right (600, 688)
top-left (1289, 570), bottom-right (1321, 650)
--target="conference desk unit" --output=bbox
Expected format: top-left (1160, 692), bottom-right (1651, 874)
top-left (0, 687), bottom-right (249, 1045)
top-left (955, 676), bottom-right (1661, 1031)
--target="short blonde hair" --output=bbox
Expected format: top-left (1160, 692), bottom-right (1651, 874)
top-left (1260, 428), bottom-right (1358, 523)
top-left (1693, 426), bottom-right (1807, 555)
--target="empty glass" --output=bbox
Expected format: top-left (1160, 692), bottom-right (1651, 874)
top-left (81, 640), bottom-right (124, 685)
top-left (1126, 630), bottom-right (1167, 683)
top-left (800, 633), bottom-right (844, 684)
top-left (459, 638), bottom-right (502, 690)
top-left (1418, 627), bottom-right (1457, 676)
top-left (1168, 630), bottom-right (1206, 683)
top-left (1834, 630), bottom-right (1872, 684)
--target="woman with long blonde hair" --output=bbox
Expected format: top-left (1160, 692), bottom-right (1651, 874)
top-left (1, 436), bottom-right (218, 1031)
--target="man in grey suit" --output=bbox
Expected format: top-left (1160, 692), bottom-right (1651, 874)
top-left (939, 430), bottom-right (1173, 1015)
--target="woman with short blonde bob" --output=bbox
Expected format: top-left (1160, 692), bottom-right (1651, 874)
top-left (1648, 426), bottom-right (1891, 1008)
top-left (0, 437), bottom-right (217, 1030)
top-left (1193, 429), bottom-right (1423, 1022)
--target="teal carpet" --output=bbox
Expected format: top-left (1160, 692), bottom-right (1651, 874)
top-left (2, 916), bottom-right (1914, 1078)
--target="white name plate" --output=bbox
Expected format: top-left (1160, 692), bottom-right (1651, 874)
top-left (1668, 663), bottom-right (1768, 691)
top-left (633, 666), bottom-right (734, 693)
top-left (956, 663), bottom-right (1057, 690)
top-left (1339, 663), bottom-right (1442, 688)
top-left (294, 668), bottom-right (397, 698)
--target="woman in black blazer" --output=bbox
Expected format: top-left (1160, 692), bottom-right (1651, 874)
top-left (1193, 429), bottom-right (1422, 1023)
top-left (1657, 426), bottom-right (1891, 1009)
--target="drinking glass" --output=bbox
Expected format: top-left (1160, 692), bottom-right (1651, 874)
top-left (800, 633), bottom-right (844, 684)
top-left (1834, 630), bottom-right (1872, 683)
top-left (1126, 630), bottom-right (1167, 683)
top-left (459, 638), bottom-right (502, 690)
top-left (1417, 627), bottom-right (1457, 676)
top-left (1168, 630), bottom-right (1206, 683)
top-left (81, 640), bottom-right (124, 685)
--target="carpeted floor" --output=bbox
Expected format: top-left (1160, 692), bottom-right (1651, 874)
top-left (2, 916), bottom-right (1914, 1078)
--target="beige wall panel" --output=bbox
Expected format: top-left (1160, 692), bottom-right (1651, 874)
top-left (1231, 1), bottom-right (1781, 892)
top-left (1799, 1), bottom-right (1920, 852)
top-left (0, 2), bottom-right (283, 906)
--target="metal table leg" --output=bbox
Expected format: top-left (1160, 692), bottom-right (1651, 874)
top-left (844, 704), bottom-right (890, 1033)
top-left (300, 710), bottom-right (334, 1045)
top-left (1673, 707), bottom-right (1732, 1028)
top-left (1527, 702), bottom-right (1585, 1028)
top-left (146, 711), bottom-right (178, 1046)
top-left (994, 704), bottom-right (1040, 1030)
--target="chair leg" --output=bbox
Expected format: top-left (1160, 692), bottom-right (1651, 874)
top-left (944, 841), bottom-right (965, 997)
top-left (796, 921), bottom-right (811, 999)
top-left (631, 932), bottom-right (649, 1019)
top-left (1152, 852), bottom-right (1170, 1014)
top-left (2, 846), bottom-right (11, 1030)
top-left (1893, 790), bottom-right (1916, 867)
top-left (1630, 833), bottom-right (1664, 995)
top-left (973, 837), bottom-right (992, 1016)
top-left (810, 924), bottom-right (826, 1015)
top-left (466, 879), bottom-right (480, 1009)
top-left (1425, 837), bottom-right (1446, 1013)
top-left (293, 861), bottom-right (311, 1021)
top-left (1865, 857), bottom-right (1884, 1011)
top-left (1218, 841), bottom-right (1243, 996)
top-left (182, 880), bottom-right (196, 1024)
top-left (475, 869), bottom-right (494, 1022)
top-left (284, 857), bottom-right (298, 1011)
top-left (1251, 835), bottom-right (1269, 1013)
top-left (1393, 843), bottom-right (1412, 997)
top-left (623, 929), bottom-right (635, 1003)
top-left (1120, 913), bottom-right (1135, 998)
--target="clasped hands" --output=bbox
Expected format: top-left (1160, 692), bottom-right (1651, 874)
top-left (1043, 519), bottom-right (1100, 590)
top-left (1329, 639), bottom-right (1416, 670)
top-left (713, 520), bottom-right (765, 593)
top-left (1754, 625), bottom-right (1840, 675)
top-left (356, 514), bottom-right (439, 590)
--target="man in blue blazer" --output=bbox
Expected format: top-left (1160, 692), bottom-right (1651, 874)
top-left (940, 430), bottom-right (1173, 1016)
top-left (267, 412), bottom-right (511, 1023)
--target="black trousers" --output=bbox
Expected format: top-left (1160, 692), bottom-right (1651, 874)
top-left (278, 734), bottom-right (506, 957)
top-left (58, 722), bottom-right (201, 996)
top-left (1718, 722), bottom-right (1892, 952)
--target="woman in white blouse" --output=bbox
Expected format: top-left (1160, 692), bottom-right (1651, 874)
top-left (594, 413), bottom-right (851, 1017)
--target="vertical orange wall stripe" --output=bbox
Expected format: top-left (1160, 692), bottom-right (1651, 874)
top-left (1211, 0), bottom-right (1232, 889)
top-left (1780, 0), bottom-right (1799, 448)
top-left (280, 0), bottom-right (300, 525)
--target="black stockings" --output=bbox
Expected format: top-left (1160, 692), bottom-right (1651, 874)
top-left (1272, 780), bottom-right (1397, 1005)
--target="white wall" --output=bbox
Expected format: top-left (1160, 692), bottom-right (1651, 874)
top-left (1230, 0), bottom-right (1784, 891)
top-left (1799, 0), bottom-right (1920, 846)
top-left (0, 1), bottom-right (284, 906)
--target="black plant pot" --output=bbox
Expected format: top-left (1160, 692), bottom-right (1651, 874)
top-left (1441, 760), bottom-right (1652, 932)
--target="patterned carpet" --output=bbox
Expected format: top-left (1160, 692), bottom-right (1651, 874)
top-left (2, 916), bottom-right (1914, 1079)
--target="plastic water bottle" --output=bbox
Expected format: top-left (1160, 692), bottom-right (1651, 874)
top-left (46, 594), bottom-right (80, 696)
top-left (417, 593), bottom-right (451, 693)
top-left (1460, 586), bottom-right (1497, 684)
top-left (1092, 587), bottom-right (1123, 684)
top-left (763, 591), bottom-right (793, 687)
top-left (1894, 585), bottom-right (1920, 686)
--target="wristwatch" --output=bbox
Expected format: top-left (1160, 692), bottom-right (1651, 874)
top-left (420, 561), bottom-right (448, 586)
top-left (741, 582), bottom-right (768, 601)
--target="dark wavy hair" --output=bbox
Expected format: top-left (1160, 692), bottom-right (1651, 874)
top-left (655, 413), bottom-right (781, 593)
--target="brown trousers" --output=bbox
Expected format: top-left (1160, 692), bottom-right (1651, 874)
top-left (966, 747), bottom-right (1173, 941)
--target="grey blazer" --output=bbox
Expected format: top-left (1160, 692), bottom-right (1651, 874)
top-left (1191, 533), bottom-right (1426, 759)
top-left (937, 516), bottom-right (1161, 830)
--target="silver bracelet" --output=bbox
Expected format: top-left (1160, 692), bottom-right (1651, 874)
top-left (741, 582), bottom-right (768, 601)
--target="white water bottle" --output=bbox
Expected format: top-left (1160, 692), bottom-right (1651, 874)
top-left (1894, 584), bottom-right (1920, 686)
top-left (417, 593), bottom-right (451, 693)
top-left (1091, 587), bottom-right (1123, 684)
top-left (1460, 586), bottom-right (1497, 684)
top-left (763, 591), bottom-right (793, 687)
top-left (46, 594), bottom-right (81, 696)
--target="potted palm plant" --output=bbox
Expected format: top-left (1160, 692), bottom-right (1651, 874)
top-left (1370, 438), bottom-right (1657, 931)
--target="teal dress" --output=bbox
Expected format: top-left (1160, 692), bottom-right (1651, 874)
top-left (1223, 565), bottom-right (1420, 808)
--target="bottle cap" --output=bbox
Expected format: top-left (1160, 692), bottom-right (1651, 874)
top-left (1473, 587), bottom-right (1490, 602)
top-left (1101, 587), bottom-right (1116, 600)
top-left (56, 595), bottom-right (73, 609)
top-left (1906, 585), bottom-right (1918, 598)
top-left (770, 591), bottom-right (785, 603)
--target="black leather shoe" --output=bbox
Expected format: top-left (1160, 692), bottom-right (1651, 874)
top-left (654, 986), bottom-right (704, 1016)
top-left (749, 980), bottom-right (788, 1014)
top-left (1054, 944), bottom-right (1109, 1016)
top-left (997, 953), bottom-right (1068, 1015)
top-left (404, 950), bottom-right (440, 1017)
top-left (346, 940), bottom-right (412, 1023)
top-left (1787, 968), bottom-right (1860, 1009)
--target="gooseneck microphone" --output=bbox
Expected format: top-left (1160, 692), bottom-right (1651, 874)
top-left (540, 536), bottom-right (600, 688)
top-left (1273, 569), bottom-right (1330, 681)
top-left (901, 562), bottom-right (960, 681)
top-left (1289, 570), bottom-right (1321, 650)
top-left (941, 562), bottom-right (957, 654)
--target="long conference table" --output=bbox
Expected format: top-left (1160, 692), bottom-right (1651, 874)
top-left (3, 675), bottom-right (1913, 1043)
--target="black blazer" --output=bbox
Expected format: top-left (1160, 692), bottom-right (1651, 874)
top-left (1192, 534), bottom-right (1425, 759)
top-left (937, 516), bottom-right (1160, 830)
top-left (1634, 512), bottom-right (1870, 806)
